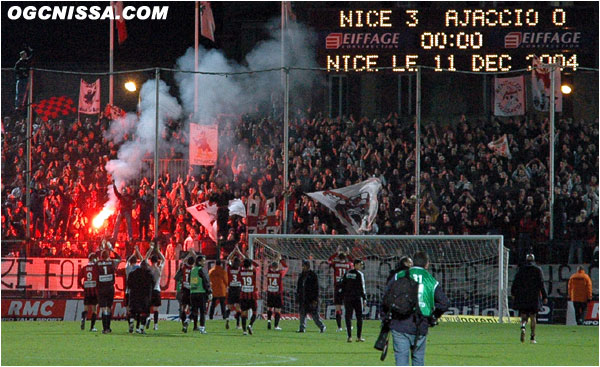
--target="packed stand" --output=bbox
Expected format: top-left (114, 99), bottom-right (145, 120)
top-left (1, 108), bottom-right (598, 264)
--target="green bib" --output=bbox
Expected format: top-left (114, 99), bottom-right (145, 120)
top-left (395, 267), bottom-right (439, 317)
top-left (190, 266), bottom-right (206, 294)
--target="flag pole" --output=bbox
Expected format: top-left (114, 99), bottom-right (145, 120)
top-left (549, 64), bottom-right (556, 242)
top-left (281, 1), bottom-right (285, 86)
top-left (109, 1), bottom-right (114, 106)
top-left (195, 1), bottom-right (199, 121)
top-left (414, 66), bottom-right (422, 235)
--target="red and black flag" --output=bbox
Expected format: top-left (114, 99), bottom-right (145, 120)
top-left (32, 96), bottom-right (76, 122)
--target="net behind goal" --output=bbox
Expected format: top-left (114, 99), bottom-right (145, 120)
top-left (249, 234), bottom-right (510, 323)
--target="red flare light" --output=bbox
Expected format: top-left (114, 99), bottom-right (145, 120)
top-left (92, 207), bottom-right (115, 229)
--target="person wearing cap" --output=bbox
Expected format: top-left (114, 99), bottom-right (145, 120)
top-left (511, 253), bottom-right (548, 344)
top-left (296, 260), bottom-right (326, 333)
top-left (340, 259), bottom-right (367, 342)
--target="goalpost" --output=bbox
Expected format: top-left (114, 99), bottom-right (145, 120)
top-left (249, 234), bottom-right (510, 323)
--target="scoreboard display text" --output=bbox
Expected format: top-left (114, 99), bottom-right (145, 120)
top-left (313, 7), bottom-right (598, 72)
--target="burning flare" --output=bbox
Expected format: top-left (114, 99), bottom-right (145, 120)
top-left (92, 207), bottom-right (115, 229)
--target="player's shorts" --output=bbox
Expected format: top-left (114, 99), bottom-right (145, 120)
top-left (84, 293), bottom-right (98, 306)
top-left (129, 297), bottom-right (151, 315)
top-left (517, 307), bottom-right (540, 315)
top-left (240, 298), bottom-right (257, 312)
top-left (97, 286), bottom-right (115, 308)
top-left (227, 287), bottom-right (241, 305)
top-left (190, 293), bottom-right (208, 313)
top-left (151, 290), bottom-right (162, 307)
top-left (266, 293), bottom-right (283, 309)
top-left (180, 288), bottom-right (191, 306)
top-left (333, 284), bottom-right (343, 305)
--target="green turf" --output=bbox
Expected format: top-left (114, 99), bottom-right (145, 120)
top-left (1, 320), bottom-right (598, 365)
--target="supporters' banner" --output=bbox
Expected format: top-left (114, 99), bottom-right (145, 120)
top-left (186, 199), bottom-right (247, 241)
top-left (102, 103), bottom-right (126, 120)
top-left (306, 177), bottom-right (382, 234)
top-left (488, 134), bottom-right (512, 159)
top-left (584, 301), bottom-right (598, 326)
top-left (1, 257), bottom-right (181, 293)
top-left (494, 76), bottom-right (525, 116)
top-left (114, 1), bottom-right (128, 45)
top-left (200, 1), bottom-right (215, 42)
top-left (78, 79), bottom-right (101, 115)
top-left (189, 123), bottom-right (218, 166)
top-left (247, 197), bottom-right (281, 235)
top-left (32, 96), bottom-right (76, 122)
top-left (531, 56), bottom-right (562, 112)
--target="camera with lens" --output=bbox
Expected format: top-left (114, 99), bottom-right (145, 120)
top-left (374, 312), bottom-right (392, 361)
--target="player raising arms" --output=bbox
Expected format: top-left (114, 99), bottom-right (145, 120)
top-left (96, 240), bottom-right (122, 334)
top-left (225, 246), bottom-right (244, 330)
top-left (328, 246), bottom-right (354, 331)
top-left (146, 241), bottom-right (166, 331)
top-left (174, 250), bottom-right (196, 333)
top-left (126, 245), bottom-right (147, 333)
top-left (79, 253), bottom-right (99, 332)
top-left (239, 256), bottom-right (260, 335)
top-left (266, 253), bottom-right (288, 330)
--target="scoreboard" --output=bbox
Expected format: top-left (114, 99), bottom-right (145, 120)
top-left (311, 6), bottom-right (598, 72)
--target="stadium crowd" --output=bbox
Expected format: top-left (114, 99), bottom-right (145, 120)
top-left (1, 106), bottom-right (598, 264)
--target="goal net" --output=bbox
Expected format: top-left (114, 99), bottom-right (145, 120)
top-left (249, 234), bottom-right (510, 323)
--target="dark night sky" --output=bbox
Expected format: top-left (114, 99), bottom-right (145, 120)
top-left (1, 1), bottom-right (283, 69)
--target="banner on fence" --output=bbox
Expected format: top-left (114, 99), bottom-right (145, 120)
top-left (189, 123), bottom-right (218, 166)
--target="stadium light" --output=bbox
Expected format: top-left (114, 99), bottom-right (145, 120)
top-left (561, 84), bottom-right (572, 94)
top-left (124, 81), bottom-right (137, 92)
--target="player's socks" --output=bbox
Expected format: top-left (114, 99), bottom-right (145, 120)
top-left (193, 315), bottom-right (198, 330)
top-left (180, 311), bottom-right (187, 325)
top-left (345, 318), bottom-right (352, 339)
top-left (154, 311), bottom-right (159, 326)
top-left (101, 313), bottom-right (108, 331)
top-left (241, 316), bottom-right (247, 332)
top-left (275, 312), bottom-right (281, 328)
top-left (106, 312), bottom-right (112, 331)
top-left (146, 316), bottom-right (151, 329)
top-left (81, 311), bottom-right (87, 330)
top-left (250, 314), bottom-right (256, 327)
top-left (224, 309), bottom-right (231, 319)
top-left (335, 311), bottom-right (342, 329)
top-left (267, 310), bottom-right (272, 329)
top-left (236, 313), bottom-right (241, 327)
top-left (129, 318), bottom-right (135, 333)
top-left (90, 313), bottom-right (97, 330)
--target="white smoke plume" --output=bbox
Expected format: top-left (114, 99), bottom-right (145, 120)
top-left (101, 79), bottom-right (182, 212)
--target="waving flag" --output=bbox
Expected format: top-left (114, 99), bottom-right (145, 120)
top-left (306, 177), bottom-right (382, 234)
top-left (78, 79), bottom-right (101, 115)
top-left (186, 199), bottom-right (246, 241)
top-left (200, 2), bottom-right (215, 42)
top-left (114, 1), bottom-right (128, 45)
top-left (531, 56), bottom-right (562, 112)
top-left (488, 134), bottom-right (512, 159)
top-left (103, 103), bottom-right (126, 120)
top-left (32, 96), bottom-right (76, 122)
top-left (494, 76), bottom-right (525, 116)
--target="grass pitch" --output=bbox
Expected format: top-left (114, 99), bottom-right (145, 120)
top-left (1, 319), bottom-right (598, 365)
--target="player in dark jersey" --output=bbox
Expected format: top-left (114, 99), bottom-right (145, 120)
top-left (126, 246), bottom-right (146, 333)
top-left (328, 246), bottom-right (354, 331)
top-left (96, 241), bottom-right (122, 334)
top-left (340, 259), bottom-right (367, 342)
top-left (239, 258), bottom-right (260, 335)
top-left (265, 254), bottom-right (288, 331)
top-left (174, 250), bottom-right (196, 333)
top-left (145, 242), bottom-right (165, 331)
top-left (225, 247), bottom-right (244, 330)
top-left (78, 253), bottom-right (99, 332)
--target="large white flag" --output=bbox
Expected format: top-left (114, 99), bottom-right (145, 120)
top-left (186, 199), bottom-right (246, 241)
top-left (531, 56), bottom-right (562, 112)
top-left (494, 76), bottom-right (525, 116)
top-left (189, 123), bottom-right (218, 166)
top-left (78, 79), bottom-right (101, 115)
top-left (306, 177), bottom-right (382, 234)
